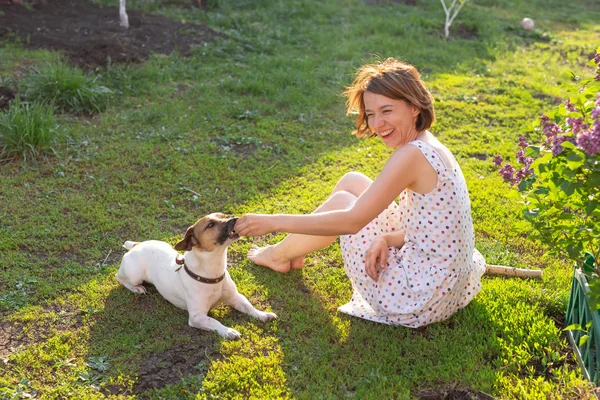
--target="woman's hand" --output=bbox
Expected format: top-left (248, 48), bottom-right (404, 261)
top-left (365, 236), bottom-right (389, 282)
top-left (235, 214), bottom-right (277, 237)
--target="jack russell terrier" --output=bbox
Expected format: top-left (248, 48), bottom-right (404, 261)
top-left (116, 213), bottom-right (277, 339)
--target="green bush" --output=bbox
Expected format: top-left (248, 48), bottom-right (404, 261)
top-left (495, 50), bottom-right (600, 305)
top-left (20, 63), bottom-right (112, 114)
top-left (0, 100), bottom-right (58, 162)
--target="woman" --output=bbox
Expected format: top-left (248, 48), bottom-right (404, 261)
top-left (234, 58), bottom-right (486, 327)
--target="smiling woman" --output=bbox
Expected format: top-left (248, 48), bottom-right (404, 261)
top-left (346, 58), bottom-right (435, 142)
top-left (235, 57), bottom-right (487, 328)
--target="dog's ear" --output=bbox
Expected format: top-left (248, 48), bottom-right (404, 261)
top-left (174, 226), bottom-right (198, 251)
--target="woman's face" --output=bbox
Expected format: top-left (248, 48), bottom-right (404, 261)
top-left (363, 91), bottom-right (420, 148)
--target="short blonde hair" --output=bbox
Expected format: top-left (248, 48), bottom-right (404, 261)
top-left (344, 58), bottom-right (435, 138)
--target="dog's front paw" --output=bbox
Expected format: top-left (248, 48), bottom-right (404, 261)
top-left (219, 327), bottom-right (241, 340)
top-left (258, 311), bottom-right (278, 322)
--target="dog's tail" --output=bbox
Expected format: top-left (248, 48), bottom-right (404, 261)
top-left (123, 241), bottom-right (139, 250)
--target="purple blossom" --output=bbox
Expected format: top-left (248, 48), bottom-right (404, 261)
top-left (515, 167), bottom-right (533, 183)
top-left (576, 120), bottom-right (600, 155)
top-left (592, 106), bottom-right (600, 120)
top-left (551, 135), bottom-right (569, 156)
top-left (566, 117), bottom-right (588, 135)
top-left (492, 155), bottom-right (504, 167)
top-left (595, 53), bottom-right (600, 65)
top-left (565, 98), bottom-right (576, 112)
top-left (518, 135), bottom-right (528, 148)
top-left (539, 114), bottom-right (562, 142)
top-left (499, 163), bottom-right (515, 183)
top-left (516, 150), bottom-right (534, 167)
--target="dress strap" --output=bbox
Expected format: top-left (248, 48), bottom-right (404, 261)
top-left (407, 140), bottom-right (452, 181)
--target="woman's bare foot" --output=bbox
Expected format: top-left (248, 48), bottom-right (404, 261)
top-left (247, 245), bottom-right (291, 273)
top-left (290, 256), bottom-right (305, 270)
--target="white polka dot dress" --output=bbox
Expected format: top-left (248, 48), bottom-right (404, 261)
top-left (338, 140), bottom-right (486, 328)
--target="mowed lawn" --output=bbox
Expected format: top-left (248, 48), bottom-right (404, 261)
top-left (1, 0), bottom-right (600, 398)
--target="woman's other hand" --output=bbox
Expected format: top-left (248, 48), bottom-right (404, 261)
top-left (365, 236), bottom-right (389, 281)
top-left (235, 214), bottom-right (276, 237)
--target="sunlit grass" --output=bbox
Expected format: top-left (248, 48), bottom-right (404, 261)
top-left (0, 0), bottom-right (599, 398)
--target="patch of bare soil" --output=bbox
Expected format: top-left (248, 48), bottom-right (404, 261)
top-left (453, 24), bottom-right (479, 40)
top-left (129, 335), bottom-right (220, 394)
top-left (0, 0), bottom-right (224, 69)
top-left (0, 305), bottom-right (84, 359)
top-left (0, 86), bottom-right (16, 110)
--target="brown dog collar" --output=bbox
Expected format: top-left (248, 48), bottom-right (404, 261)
top-left (175, 256), bottom-right (225, 284)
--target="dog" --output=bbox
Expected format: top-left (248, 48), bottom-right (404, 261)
top-left (116, 213), bottom-right (277, 339)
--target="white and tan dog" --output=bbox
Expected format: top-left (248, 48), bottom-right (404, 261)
top-left (116, 213), bottom-right (277, 339)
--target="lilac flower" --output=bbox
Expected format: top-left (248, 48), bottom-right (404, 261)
top-left (499, 163), bottom-right (515, 183)
top-left (539, 114), bottom-right (562, 142)
top-left (595, 53), bottom-right (600, 65)
top-left (566, 117), bottom-right (588, 135)
top-left (576, 121), bottom-right (600, 155)
top-left (518, 135), bottom-right (528, 148)
top-left (514, 167), bottom-right (533, 183)
top-left (492, 155), bottom-right (504, 167)
top-left (592, 106), bottom-right (600, 120)
top-left (565, 98), bottom-right (576, 112)
top-left (516, 150), bottom-right (534, 167)
top-left (551, 135), bottom-right (569, 156)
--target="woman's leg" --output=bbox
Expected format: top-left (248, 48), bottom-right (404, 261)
top-left (247, 172), bottom-right (373, 273)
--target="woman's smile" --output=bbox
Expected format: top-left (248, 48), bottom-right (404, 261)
top-left (379, 128), bottom-right (394, 138)
top-left (363, 91), bottom-right (421, 148)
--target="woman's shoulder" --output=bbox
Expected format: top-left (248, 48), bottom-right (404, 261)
top-left (408, 135), bottom-right (459, 172)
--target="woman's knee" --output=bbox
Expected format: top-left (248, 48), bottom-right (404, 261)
top-left (334, 172), bottom-right (372, 196)
top-left (328, 190), bottom-right (357, 209)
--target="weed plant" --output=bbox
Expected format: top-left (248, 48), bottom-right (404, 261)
top-left (20, 63), bottom-right (111, 114)
top-left (0, 99), bottom-right (57, 162)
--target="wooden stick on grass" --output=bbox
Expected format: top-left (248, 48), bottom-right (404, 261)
top-left (485, 264), bottom-right (543, 279)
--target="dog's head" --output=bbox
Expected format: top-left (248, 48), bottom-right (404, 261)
top-left (174, 213), bottom-right (239, 252)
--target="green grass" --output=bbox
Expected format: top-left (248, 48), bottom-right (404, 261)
top-left (20, 62), bottom-right (112, 114)
top-left (0, 100), bottom-right (58, 162)
top-left (1, 0), bottom-right (599, 398)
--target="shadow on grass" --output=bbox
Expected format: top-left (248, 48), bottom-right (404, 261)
top-left (85, 283), bottom-right (222, 397)
top-left (247, 261), bottom-right (500, 399)
top-left (75, 250), bottom-right (580, 398)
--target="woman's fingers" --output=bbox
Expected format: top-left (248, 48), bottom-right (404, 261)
top-left (379, 248), bottom-right (387, 270)
top-left (234, 214), bottom-right (271, 237)
top-left (235, 215), bottom-right (252, 236)
top-left (366, 248), bottom-right (382, 281)
top-left (365, 241), bottom-right (388, 281)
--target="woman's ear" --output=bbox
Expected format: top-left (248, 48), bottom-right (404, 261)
top-left (412, 105), bottom-right (420, 118)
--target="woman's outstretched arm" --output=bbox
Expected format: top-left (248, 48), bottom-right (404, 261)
top-left (235, 144), bottom-right (429, 237)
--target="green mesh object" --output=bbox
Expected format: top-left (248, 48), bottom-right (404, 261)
top-left (565, 254), bottom-right (600, 384)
